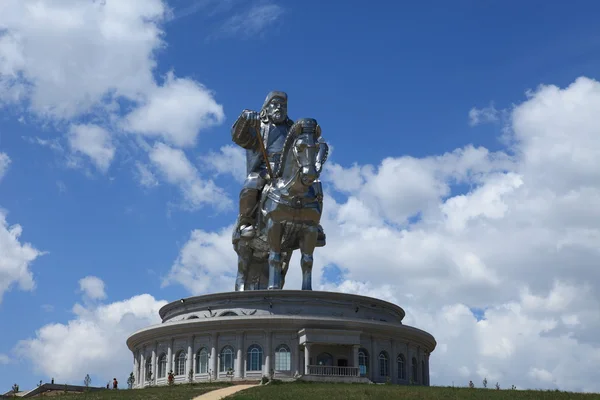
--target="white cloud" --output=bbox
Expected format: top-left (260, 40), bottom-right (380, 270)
top-left (16, 279), bottom-right (167, 383)
top-left (0, 0), bottom-right (227, 191)
top-left (122, 71), bottom-right (224, 148)
top-left (78, 276), bottom-right (107, 301)
top-left (148, 142), bottom-right (232, 210)
top-left (67, 124), bottom-right (115, 172)
top-left (162, 76), bottom-right (600, 392)
top-left (0, 152), bottom-right (10, 181)
top-left (0, 209), bottom-right (43, 305)
top-left (212, 3), bottom-right (284, 40)
top-left (469, 103), bottom-right (499, 126)
top-left (199, 144), bottom-right (246, 183)
top-left (134, 162), bottom-right (159, 188)
top-left (0, 354), bottom-right (10, 365)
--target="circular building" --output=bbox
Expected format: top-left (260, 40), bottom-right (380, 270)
top-left (126, 290), bottom-right (436, 387)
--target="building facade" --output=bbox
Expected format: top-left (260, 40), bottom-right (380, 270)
top-left (126, 290), bottom-right (436, 387)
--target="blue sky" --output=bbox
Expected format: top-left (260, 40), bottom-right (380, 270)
top-left (2, 0), bottom-right (600, 393)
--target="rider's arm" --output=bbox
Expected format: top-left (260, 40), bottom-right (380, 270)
top-left (231, 110), bottom-right (259, 150)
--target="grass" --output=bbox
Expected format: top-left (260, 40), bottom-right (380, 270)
top-left (228, 382), bottom-right (600, 400)
top-left (35, 382), bottom-right (231, 400)
top-left (33, 382), bottom-right (600, 400)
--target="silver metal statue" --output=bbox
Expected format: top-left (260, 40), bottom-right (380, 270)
top-left (231, 91), bottom-right (329, 291)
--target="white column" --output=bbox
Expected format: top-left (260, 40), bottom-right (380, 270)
top-left (235, 333), bottom-right (243, 378)
top-left (370, 336), bottom-right (376, 381)
top-left (353, 345), bottom-right (359, 376)
top-left (151, 344), bottom-right (157, 384)
top-left (391, 339), bottom-right (397, 384)
top-left (406, 342), bottom-right (410, 383)
top-left (167, 340), bottom-right (173, 376)
top-left (187, 336), bottom-right (194, 380)
top-left (140, 349), bottom-right (145, 386)
top-left (210, 334), bottom-right (218, 379)
top-left (264, 331), bottom-right (272, 377)
top-left (304, 344), bottom-right (311, 375)
top-left (133, 350), bottom-right (138, 387)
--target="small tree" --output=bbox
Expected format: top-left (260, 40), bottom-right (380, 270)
top-left (84, 374), bottom-right (91, 388)
top-left (146, 369), bottom-right (153, 386)
top-left (483, 377), bottom-right (488, 388)
top-left (495, 382), bottom-right (500, 390)
top-left (188, 368), bottom-right (193, 384)
top-left (167, 370), bottom-right (175, 386)
top-left (127, 372), bottom-right (135, 389)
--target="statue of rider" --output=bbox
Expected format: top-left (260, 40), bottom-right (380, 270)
top-left (231, 91), bottom-right (325, 241)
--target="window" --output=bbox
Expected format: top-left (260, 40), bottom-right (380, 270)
top-left (220, 311), bottom-right (238, 316)
top-left (397, 354), bottom-right (406, 380)
top-left (274, 344), bottom-right (291, 371)
top-left (219, 346), bottom-right (234, 372)
top-left (175, 351), bottom-right (186, 376)
top-left (158, 354), bottom-right (167, 378)
top-left (316, 352), bottom-right (333, 366)
top-left (246, 344), bottom-right (263, 371)
top-left (196, 348), bottom-right (209, 374)
top-left (378, 351), bottom-right (389, 377)
top-left (358, 348), bottom-right (369, 376)
top-left (412, 357), bottom-right (418, 383)
top-left (145, 357), bottom-right (152, 381)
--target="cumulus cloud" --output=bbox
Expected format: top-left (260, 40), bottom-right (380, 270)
top-left (0, 354), bottom-right (10, 365)
top-left (199, 144), bottom-right (246, 183)
top-left (162, 76), bottom-right (600, 392)
top-left (16, 277), bottom-right (167, 383)
top-left (78, 276), bottom-right (107, 301)
top-left (67, 124), bottom-right (115, 172)
top-left (0, 209), bottom-right (43, 305)
top-left (148, 142), bottom-right (232, 211)
top-left (0, 0), bottom-right (226, 184)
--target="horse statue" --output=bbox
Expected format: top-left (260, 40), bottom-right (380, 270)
top-left (232, 118), bottom-right (329, 291)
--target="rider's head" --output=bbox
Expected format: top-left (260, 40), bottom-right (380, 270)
top-left (261, 91), bottom-right (288, 124)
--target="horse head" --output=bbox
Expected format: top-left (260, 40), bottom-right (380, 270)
top-left (275, 118), bottom-right (328, 193)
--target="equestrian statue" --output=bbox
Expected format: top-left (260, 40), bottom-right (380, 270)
top-left (231, 91), bottom-right (329, 291)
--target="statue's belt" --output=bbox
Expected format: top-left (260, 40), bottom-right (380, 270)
top-left (266, 191), bottom-right (318, 209)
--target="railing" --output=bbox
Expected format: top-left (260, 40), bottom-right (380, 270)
top-left (307, 365), bottom-right (359, 377)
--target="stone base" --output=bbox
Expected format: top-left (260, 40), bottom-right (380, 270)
top-left (127, 290), bottom-right (436, 388)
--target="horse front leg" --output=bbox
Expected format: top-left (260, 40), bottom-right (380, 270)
top-left (267, 218), bottom-right (284, 290)
top-left (299, 224), bottom-right (318, 290)
top-left (235, 241), bottom-right (252, 291)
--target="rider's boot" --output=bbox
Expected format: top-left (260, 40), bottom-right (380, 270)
top-left (238, 188), bottom-right (259, 237)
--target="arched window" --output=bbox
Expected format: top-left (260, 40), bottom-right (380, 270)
top-left (219, 345), bottom-right (234, 372)
top-left (274, 344), bottom-right (291, 371)
top-left (158, 354), bottom-right (167, 378)
top-left (411, 357), bottom-right (418, 383)
top-left (358, 348), bottom-right (369, 376)
top-left (196, 348), bottom-right (209, 374)
top-left (396, 354), bottom-right (406, 380)
top-left (220, 311), bottom-right (238, 316)
top-left (378, 351), bottom-right (389, 377)
top-left (246, 344), bottom-right (263, 371)
top-left (175, 351), bottom-right (186, 376)
top-left (145, 357), bottom-right (152, 381)
top-left (316, 352), bottom-right (333, 366)
top-left (422, 360), bottom-right (426, 385)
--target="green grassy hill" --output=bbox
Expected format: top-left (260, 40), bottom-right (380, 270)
top-left (31, 382), bottom-right (600, 400)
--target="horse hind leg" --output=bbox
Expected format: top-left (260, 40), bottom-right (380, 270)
top-left (299, 224), bottom-right (318, 290)
top-left (267, 218), bottom-right (284, 290)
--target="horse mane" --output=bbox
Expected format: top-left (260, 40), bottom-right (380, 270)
top-left (274, 119), bottom-right (305, 178)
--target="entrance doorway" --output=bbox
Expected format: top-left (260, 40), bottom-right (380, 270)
top-left (337, 359), bottom-right (348, 367)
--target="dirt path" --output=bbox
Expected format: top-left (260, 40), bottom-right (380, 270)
top-left (192, 384), bottom-right (257, 400)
